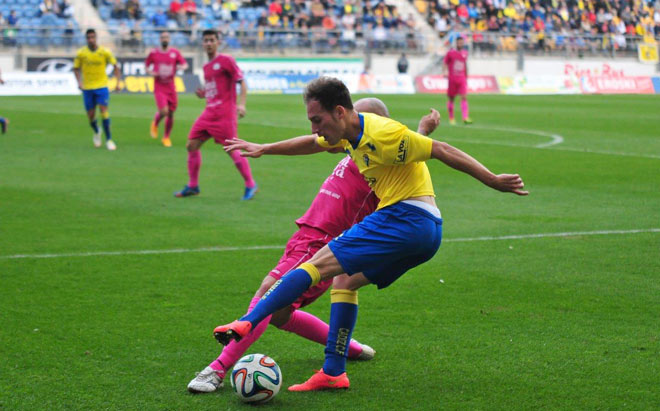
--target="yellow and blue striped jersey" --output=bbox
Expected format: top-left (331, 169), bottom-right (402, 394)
top-left (317, 112), bottom-right (434, 209)
top-left (73, 46), bottom-right (117, 90)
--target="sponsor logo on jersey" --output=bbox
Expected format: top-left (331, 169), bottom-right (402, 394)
top-left (394, 136), bottom-right (409, 164)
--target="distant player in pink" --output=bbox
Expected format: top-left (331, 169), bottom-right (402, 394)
top-left (443, 36), bottom-right (472, 125)
top-left (174, 29), bottom-right (257, 200)
top-left (186, 97), bottom-right (441, 393)
top-left (146, 31), bottom-right (188, 147)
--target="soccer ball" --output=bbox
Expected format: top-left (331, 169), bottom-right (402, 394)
top-left (230, 354), bottom-right (282, 403)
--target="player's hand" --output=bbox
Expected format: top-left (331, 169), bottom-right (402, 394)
top-left (195, 87), bottom-right (205, 99)
top-left (224, 138), bottom-right (265, 158)
top-left (489, 174), bottom-right (528, 196)
top-left (114, 81), bottom-right (123, 92)
top-left (237, 104), bottom-right (246, 119)
top-left (418, 108), bottom-right (440, 136)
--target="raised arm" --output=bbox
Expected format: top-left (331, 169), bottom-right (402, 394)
top-left (431, 140), bottom-right (528, 195)
top-left (224, 135), bottom-right (330, 158)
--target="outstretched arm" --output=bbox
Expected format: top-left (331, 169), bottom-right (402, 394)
top-left (224, 135), bottom-right (330, 158)
top-left (431, 141), bottom-right (528, 195)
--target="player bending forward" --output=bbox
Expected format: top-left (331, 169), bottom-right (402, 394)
top-left (187, 98), bottom-right (440, 392)
top-left (215, 77), bottom-right (527, 391)
top-left (146, 31), bottom-right (188, 147)
top-left (174, 29), bottom-right (257, 200)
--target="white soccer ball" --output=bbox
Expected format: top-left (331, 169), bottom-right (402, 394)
top-left (230, 354), bottom-right (282, 403)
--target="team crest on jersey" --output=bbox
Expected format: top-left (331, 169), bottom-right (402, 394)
top-left (170, 52), bottom-right (176, 58)
top-left (394, 136), bottom-right (409, 164)
top-left (213, 63), bottom-right (221, 70)
top-left (362, 154), bottom-right (370, 166)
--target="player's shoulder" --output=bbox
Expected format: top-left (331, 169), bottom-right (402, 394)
top-left (362, 112), bottom-right (403, 131)
top-left (75, 46), bottom-right (88, 56)
top-left (217, 53), bottom-right (237, 63)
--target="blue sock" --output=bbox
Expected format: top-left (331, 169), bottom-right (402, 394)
top-left (323, 290), bottom-right (358, 376)
top-left (90, 120), bottom-right (99, 133)
top-left (241, 263), bottom-right (320, 328)
top-left (102, 118), bottom-right (111, 140)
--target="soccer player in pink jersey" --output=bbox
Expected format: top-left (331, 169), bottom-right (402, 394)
top-left (443, 36), bottom-right (473, 125)
top-left (146, 31), bottom-right (188, 147)
top-left (174, 29), bottom-right (257, 200)
top-left (186, 98), bottom-right (440, 393)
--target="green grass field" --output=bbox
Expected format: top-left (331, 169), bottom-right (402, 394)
top-left (1, 93), bottom-right (659, 410)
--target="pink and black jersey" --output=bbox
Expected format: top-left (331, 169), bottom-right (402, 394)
top-left (443, 48), bottom-right (468, 79)
top-left (296, 156), bottom-right (378, 238)
top-left (145, 47), bottom-right (186, 88)
top-left (202, 54), bottom-right (244, 118)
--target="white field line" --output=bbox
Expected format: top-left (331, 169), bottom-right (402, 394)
top-left (2, 228), bottom-right (658, 260)
top-left (467, 124), bottom-right (564, 148)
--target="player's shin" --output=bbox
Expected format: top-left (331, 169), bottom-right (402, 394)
top-left (240, 263), bottom-right (320, 328)
top-left (164, 114), bottom-right (174, 139)
top-left (101, 111), bottom-right (112, 140)
top-left (323, 289), bottom-right (358, 376)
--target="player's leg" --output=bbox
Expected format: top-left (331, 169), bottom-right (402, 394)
top-left (162, 93), bottom-right (176, 147)
top-left (447, 91), bottom-right (457, 125)
top-left (0, 116), bottom-right (8, 134)
top-left (175, 136), bottom-right (205, 197)
top-left (83, 90), bottom-right (101, 147)
top-left (151, 92), bottom-right (167, 139)
top-left (97, 88), bottom-right (115, 150)
top-left (215, 122), bottom-right (258, 200)
top-left (459, 81), bottom-right (472, 124)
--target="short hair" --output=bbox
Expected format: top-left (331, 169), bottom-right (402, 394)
top-left (354, 97), bottom-right (389, 118)
top-left (85, 28), bottom-right (96, 36)
top-left (202, 29), bottom-right (219, 39)
top-left (303, 77), bottom-right (353, 112)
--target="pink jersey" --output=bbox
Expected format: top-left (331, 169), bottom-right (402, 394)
top-left (145, 47), bottom-right (186, 87)
top-left (202, 54), bottom-right (244, 118)
top-left (296, 156), bottom-right (378, 238)
top-left (443, 48), bottom-right (468, 79)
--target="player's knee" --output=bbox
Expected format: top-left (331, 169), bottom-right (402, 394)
top-left (160, 107), bottom-right (169, 117)
top-left (270, 308), bottom-right (291, 328)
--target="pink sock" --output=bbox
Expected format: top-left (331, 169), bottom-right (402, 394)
top-left (153, 112), bottom-right (163, 125)
top-left (229, 149), bottom-right (256, 188)
top-left (279, 309), bottom-right (363, 359)
top-left (447, 101), bottom-right (455, 120)
top-left (187, 150), bottom-right (201, 188)
top-left (461, 99), bottom-right (469, 120)
top-left (211, 297), bottom-right (271, 373)
top-left (164, 114), bottom-right (173, 138)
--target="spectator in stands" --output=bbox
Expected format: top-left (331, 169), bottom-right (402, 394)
top-left (7, 10), bottom-right (19, 26)
top-left (111, 0), bottom-right (127, 19)
top-left (183, 0), bottom-right (198, 19)
top-left (38, 0), bottom-right (58, 17)
top-left (126, 0), bottom-right (143, 20)
top-left (153, 9), bottom-right (169, 27)
top-left (58, 0), bottom-right (74, 19)
top-left (169, 0), bottom-right (186, 26)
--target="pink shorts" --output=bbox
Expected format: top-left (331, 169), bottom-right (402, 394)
top-left (188, 110), bottom-right (237, 144)
top-left (447, 77), bottom-right (467, 98)
top-left (154, 84), bottom-right (178, 112)
top-left (268, 225), bottom-right (333, 310)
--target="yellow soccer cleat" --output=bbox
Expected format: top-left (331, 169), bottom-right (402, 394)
top-left (150, 121), bottom-right (158, 139)
top-left (449, 118), bottom-right (456, 126)
top-left (162, 137), bottom-right (172, 147)
top-left (463, 117), bottom-right (473, 125)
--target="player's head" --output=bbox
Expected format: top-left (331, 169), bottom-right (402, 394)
top-left (303, 77), bottom-right (353, 145)
top-left (85, 29), bottom-right (97, 48)
top-left (354, 97), bottom-right (389, 118)
top-left (202, 29), bottom-right (220, 55)
top-left (456, 36), bottom-right (464, 49)
top-left (160, 31), bottom-right (170, 48)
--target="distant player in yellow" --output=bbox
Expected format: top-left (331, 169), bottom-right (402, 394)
top-left (73, 28), bottom-right (121, 150)
top-left (215, 77), bottom-right (527, 392)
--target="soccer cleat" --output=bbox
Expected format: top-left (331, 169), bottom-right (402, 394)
top-left (162, 137), bottom-right (172, 147)
top-left (449, 118), bottom-right (456, 126)
top-left (93, 131), bottom-right (102, 147)
top-left (463, 117), bottom-right (473, 125)
top-left (174, 185), bottom-right (200, 198)
top-left (150, 121), bottom-right (158, 139)
top-left (356, 343), bottom-right (375, 361)
top-left (0, 118), bottom-right (9, 134)
top-left (187, 366), bottom-right (224, 393)
top-left (242, 185), bottom-right (258, 201)
top-left (106, 139), bottom-right (117, 151)
top-left (213, 320), bottom-right (252, 345)
top-left (288, 369), bottom-right (350, 392)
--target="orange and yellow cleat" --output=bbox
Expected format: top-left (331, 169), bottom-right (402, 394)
top-left (150, 121), bottom-right (158, 139)
top-left (288, 369), bottom-right (350, 392)
top-left (213, 320), bottom-right (252, 345)
top-left (162, 137), bottom-right (172, 147)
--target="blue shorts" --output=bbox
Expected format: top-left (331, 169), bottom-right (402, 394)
top-left (82, 87), bottom-right (110, 111)
top-left (328, 202), bottom-right (443, 289)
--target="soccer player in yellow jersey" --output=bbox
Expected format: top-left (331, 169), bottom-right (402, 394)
top-left (73, 29), bottom-right (121, 150)
top-left (214, 77), bottom-right (528, 391)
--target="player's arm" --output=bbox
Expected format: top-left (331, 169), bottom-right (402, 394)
top-left (431, 140), bottom-right (528, 195)
top-left (236, 79), bottom-right (247, 118)
top-left (224, 135), bottom-right (330, 158)
top-left (73, 53), bottom-right (82, 90)
top-left (112, 63), bottom-right (122, 91)
top-left (417, 109), bottom-right (440, 136)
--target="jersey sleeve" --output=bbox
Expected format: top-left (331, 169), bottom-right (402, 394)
top-left (73, 49), bottom-right (82, 69)
top-left (316, 136), bottom-right (347, 149)
top-left (145, 50), bottom-right (153, 68)
top-left (377, 123), bottom-right (433, 165)
top-left (223, 55), bottom-right (243, 82)
top-left (176, 51), bottom-right (186, 67)
top-left (443, 52), bottom-right (450, 66)
top-left (106, 48), bottom-right (117, 66)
